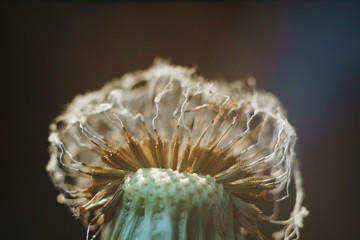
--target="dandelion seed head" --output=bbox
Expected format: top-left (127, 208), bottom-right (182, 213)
top-left (47, 59), bottom-right (307, 239)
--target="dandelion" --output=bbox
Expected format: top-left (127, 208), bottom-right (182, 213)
top-left (47, 59), bottom-right (308, 240)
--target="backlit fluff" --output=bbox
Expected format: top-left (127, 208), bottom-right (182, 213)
top-left (47, 60), bottom-right (308, 240)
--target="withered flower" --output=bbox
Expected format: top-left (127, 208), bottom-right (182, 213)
top-left (47, 60), bottom-right (308, 240)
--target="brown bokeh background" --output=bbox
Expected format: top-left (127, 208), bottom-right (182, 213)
top-left (3, 2), bottom-right (360, 239)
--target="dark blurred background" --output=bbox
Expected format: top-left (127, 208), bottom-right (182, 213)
top-left (3, 2), bottom-right (360, 239)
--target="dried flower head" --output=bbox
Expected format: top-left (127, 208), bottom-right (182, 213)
top-left (47, 60), bottom-right (308, 240)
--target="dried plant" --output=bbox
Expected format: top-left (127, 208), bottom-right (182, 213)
top-left (47, 60), bottom-right (308, 240)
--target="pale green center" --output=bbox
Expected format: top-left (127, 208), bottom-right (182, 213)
top-left (123, 168), bottom-right (228, 210)
top-left (103, 168), bottom-right (231, 240)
